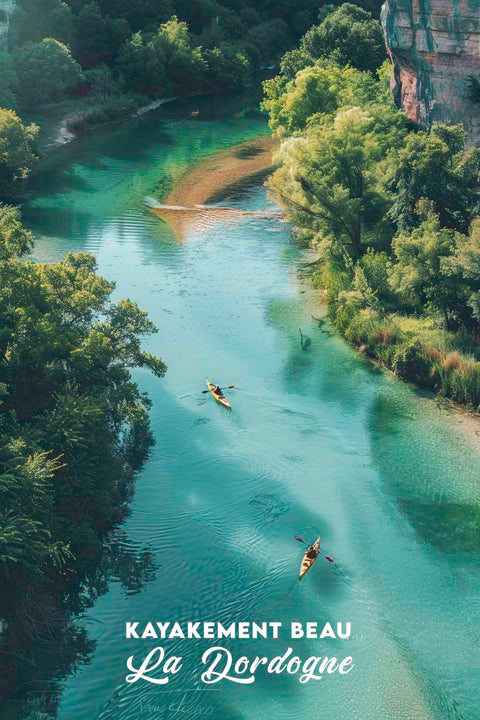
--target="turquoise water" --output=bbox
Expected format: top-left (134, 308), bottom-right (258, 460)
top-left (18, 91), bottom-right (480, 719)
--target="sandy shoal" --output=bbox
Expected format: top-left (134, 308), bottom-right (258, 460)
top-left (150, 136), bottom-right (278, 240)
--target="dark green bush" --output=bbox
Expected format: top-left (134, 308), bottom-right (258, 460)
top-left (392, 340), bottom-right (436, 386)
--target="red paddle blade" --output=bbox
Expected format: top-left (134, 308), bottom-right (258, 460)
top-left (325, 556), bottom-right (334, 563)
top-left (294, 536), bottom-right (304, 542)
top-left (227, 385), bottom-right (235, 389)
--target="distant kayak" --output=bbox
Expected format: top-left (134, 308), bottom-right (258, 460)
top-left (299, 536), bottom-right (321, 580)
top-left (206, 379), bottom-right (232, 410)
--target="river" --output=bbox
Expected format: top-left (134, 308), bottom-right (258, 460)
top-left (16, 89), bottom-right (480, 720)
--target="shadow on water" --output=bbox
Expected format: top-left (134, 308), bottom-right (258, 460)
top-left (397, 498), bottom-right (480, 557)
top-left (26, 168), bottom-right (96, 198)
top-left (265, 295), bottom-right (379, 409)
top-left (0, 530), bottom-right (157, 720)
top-left (22, 207), bottom-right (94, 248)
top-left (368, 390), bottom-right (480, 560)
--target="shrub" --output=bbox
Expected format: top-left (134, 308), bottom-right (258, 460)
top-left (65, 94), bottom-right (140, 134)
top-left (442, 351), bottom-right (462, 372)
top-left (439, 355), bottom-right (480, 408)
top-left (0, 109), bottom-right (38, 197)
top-left (392, 340), bottom-right (436, 386)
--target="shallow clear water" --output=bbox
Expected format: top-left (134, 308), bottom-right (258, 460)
top-left (16, 91), bottom-right (480, 720)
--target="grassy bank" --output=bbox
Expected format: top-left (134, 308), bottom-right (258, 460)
top-left (24, 93), bottom-right (149, 154)
top-left (324, 291), bottom-right (480, 411)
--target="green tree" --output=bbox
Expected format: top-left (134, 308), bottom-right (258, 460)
top-left (359, 248), bottom-right (393, 306)
top-left (119, 17), bottom-right (207, 96)
top-left (301, 3), bottom-right (385, 73)
top-left (72, 2), bottom-right (130, 68)
top-left (0, 53), bottom-right (17, 109)
top-left (388, 206), bottom-right (461, 325)
top-left (96, 0), bottom-right (173, 31)
top-left (85, 64), bottom-right (121, 99)
top-left (0, 206), bottom-right (166, 636)
top-left (387, 123), bottom-right (480, 233)
top-left (202, 44), bottom-right (250, 91)
top-left (262, 63), bottom-right (378, 136)
top-left (16, 0), bottom-right (73, 44)
top-left (0, 205), bottom-right (34, 258)
top-left (12, 38), bottom-right (82, 109)
top-left (0, 111), bottom-right (38, 198)
top-left (443, 218), bottom-right (480, 322)
top-left (245, 18), bottom-right (290, 61)
top-left (268, 105), bottom-right (406, 259)
top-left (278, 47), bottom-right (313, 81)
top-left (198, 17), bottom-right (227, 49)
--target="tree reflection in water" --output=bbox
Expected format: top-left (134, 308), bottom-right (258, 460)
top-left (0, 529), bottom-right (156, 719)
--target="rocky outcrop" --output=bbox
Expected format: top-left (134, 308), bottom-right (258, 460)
top-left (381, 0), bottom-right (480, 146)
top-left (0, 0), bottom-right (16, 51)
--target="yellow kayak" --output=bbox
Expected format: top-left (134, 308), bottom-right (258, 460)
top-left (206, 379), bottom-right (231, 410)
top-left (299, 536), bottom-right (321, 580)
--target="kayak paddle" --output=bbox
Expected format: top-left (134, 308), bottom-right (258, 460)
top-left (202, 385), bottom-right (235, 393)
top-left (295, 535), bottom-right (334, 563)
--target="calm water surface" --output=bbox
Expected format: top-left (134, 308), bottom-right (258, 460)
top-left (18, 91), bottom-right (480, 719)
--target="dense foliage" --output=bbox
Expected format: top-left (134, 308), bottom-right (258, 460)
top-left (0, 109), bottom-right (38, 197)
top-left (0, 206), bottom-right (165, 707)
top-left (12, 38), bottom-right (82, 109)
top-left (264, 14), bottom-right (480, 409)
top-left (1, 0), bottom-right (387, 113)
top-left (3, 0), bottom-right (328, 113)
top-left (300, 3), bottom-right (385, 73)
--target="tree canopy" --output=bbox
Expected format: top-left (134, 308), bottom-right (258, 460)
top-left (262, 63), bottom-right (379, 136)
top-left (118, 16), bottom-right (207, 95)
top-left (387, 124), bottom-right (480, 234)
top-left (16, 0), bottom-right (73, 44)
top-left (301, 4), bottom-right (386, 74)
top-left (268, 105), bottom-right (407, 258)
top-left (12, 38), bottom-right (82, 109)
top-left (0, 205), bottom-right (166, 669)
top-left (0, 109), bottom-right (38, 197)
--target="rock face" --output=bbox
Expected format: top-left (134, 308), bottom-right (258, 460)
top-left (381, 0), bottom-right (480, 146)
top-left (0, 0), bottom-right (16, 51)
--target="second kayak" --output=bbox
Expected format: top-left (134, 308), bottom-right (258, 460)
top-left (299, 536), bottom-right (321, 580)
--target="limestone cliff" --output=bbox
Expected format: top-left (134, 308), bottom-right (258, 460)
top-left (381, 0), bottom-right (480, 146)
top-left (0, 0), bottom-right (16, 51)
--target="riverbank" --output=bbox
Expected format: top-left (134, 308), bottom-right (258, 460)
top-left (312, 282), bottom-right (480, 450)
top-left (327, 298), bottom-right (480, 432)
top-left (26, 93), bottom-right (178, 154)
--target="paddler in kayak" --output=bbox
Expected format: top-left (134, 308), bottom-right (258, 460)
top-left (296, 535), bottom-right (333, 580)
top-left (205, 379), bottom-right (232, 409)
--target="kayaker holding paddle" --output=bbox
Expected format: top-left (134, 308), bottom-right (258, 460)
top-left (204, 380), bottom-right (233, 409)
top-left (295, 535), bottom-right (334, 580)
